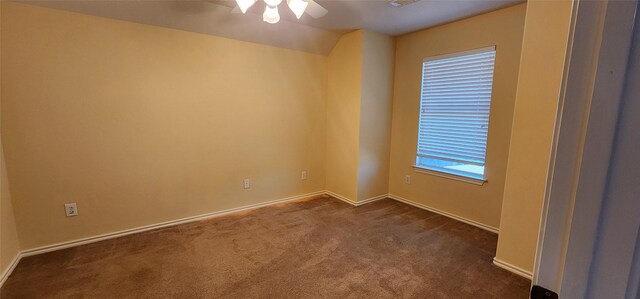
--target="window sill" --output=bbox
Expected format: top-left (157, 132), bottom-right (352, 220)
top-left (412, 165), bottom-right (487, 186)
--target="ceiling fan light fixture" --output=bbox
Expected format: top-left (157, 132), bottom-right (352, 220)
top-left (264, 0), bottom-right (283, 7)
top-left (235, 0), bottom-right (257, 13)
top-left (287, 0), bottom-right (308, 19)
top-left (263, 5), bottom-right (280, 24)
top-left (387, 0), bottom-right (420, 7)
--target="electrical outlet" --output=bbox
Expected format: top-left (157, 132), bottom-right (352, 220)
top-left (64, 203), bottom-right (78, 217)
top-left (301, 170), bottom-right (307, 180)
top-left (404, 175), bottom-right (411, 184)
top-left (243, 178), bottom-right (251, 189)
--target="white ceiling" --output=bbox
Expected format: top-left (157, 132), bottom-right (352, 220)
top-left (16, 0), bottom-right (524, 55)
top-left (291, 0), bottom-right (524, 35)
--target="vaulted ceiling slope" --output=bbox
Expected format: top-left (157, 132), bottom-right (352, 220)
top-left (15, 0), bottom-right (523, 55)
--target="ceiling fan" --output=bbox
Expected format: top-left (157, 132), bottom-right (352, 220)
top-left (229, 0), bottom-right (328, 24)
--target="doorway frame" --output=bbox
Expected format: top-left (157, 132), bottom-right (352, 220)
top-left (532, 0), bottom-right (638, 297)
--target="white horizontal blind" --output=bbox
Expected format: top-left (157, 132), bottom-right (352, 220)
top-left (417, 47), bottom-right (496, 176)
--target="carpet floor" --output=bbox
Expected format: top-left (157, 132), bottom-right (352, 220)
top-left (1, 196), bottom-right (530, 298)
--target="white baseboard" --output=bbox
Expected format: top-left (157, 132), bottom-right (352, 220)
top-left (0, 252), bottom-right (21, 288)
top-left (324, 190), bottom-right (358, 205)
top-left (358, 194), bottom-right (388, 205)
top-left (387, 194), bottom-right (499, 234)
top-left (21, 191), bottom-right (325, 257)
top-left (324, 191), bottom-right (387, 206)
top-left (493, 257), bottom-right (533, 280)
top-left (5, 191), bottom-right (510, 288)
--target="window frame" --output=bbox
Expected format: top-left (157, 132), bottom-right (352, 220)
top-left (413, 46), bottom-right (497, 185)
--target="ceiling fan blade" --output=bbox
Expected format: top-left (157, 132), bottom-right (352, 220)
top-left (305, 0), bottom-right (328, 18)
top-left (206, 0), bottom-right (236, 8)
top-left (206, 0), bottom-right (245, 13)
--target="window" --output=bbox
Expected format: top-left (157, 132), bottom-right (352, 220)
top-left (415, 46), bottom-right (496, 183)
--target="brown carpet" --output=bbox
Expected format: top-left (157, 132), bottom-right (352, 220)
top-left (1, 196), bottom-right (530, 298)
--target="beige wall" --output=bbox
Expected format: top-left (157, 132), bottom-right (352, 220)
top-left (326, 30), bottom-right (395, 202)
top-left (0, 2), bottom-right (22, 278)
top-left (496, 0), bottom-right (574, 273)
top-left (357, 31), bottom-right (395, 201)
top-left (1, 2), bottom-right (327, 250)
top-left (1, 144), bottom-right (20, 274)
top-left (388, 4), bottom-right (527, 229)
top-left (326, 31), bottom-right (363, 201)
